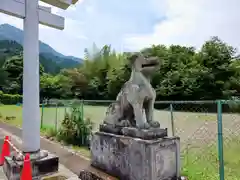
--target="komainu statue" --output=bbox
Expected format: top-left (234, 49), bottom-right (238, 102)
top-left (102, 53), bottom-right (161, 130)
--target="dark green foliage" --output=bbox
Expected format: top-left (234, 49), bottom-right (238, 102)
top-left (2, 55), bottom-right (44, 94)
top-left (0, 39), bottom-right (81, 75)
top-left (57, 106), bottom-right (93, 146)
top-left (0, 35), bottom-right (240, 103)
top-left (0, 91), bottom-right (22, 104)
top-left (41, 52), bottom-right (81, 70)
top-left (76, 38), bottom-right (240, 101)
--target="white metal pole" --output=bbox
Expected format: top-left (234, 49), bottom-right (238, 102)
top-left (22, 0), bottom-right (40, 152)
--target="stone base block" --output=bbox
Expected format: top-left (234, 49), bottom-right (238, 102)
top-left (99, 124), bottom-right (168, 140)
top-left (99, 124), bottom-right (122, 135)
top-left (3, 150), bottom-right (59, 180)
top-left (91, 132), bottom-right (181, 180)
top-left (122, 127), bottom-right (168, 140)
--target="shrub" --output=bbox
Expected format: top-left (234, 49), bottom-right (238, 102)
top-left (227, 97), bottom-right (240, 113)
top-left (41, 125), bottom-right (58, 139)
top-left (57, 105), bottom-right (93, 147)
top-left (0, 91), bottom-right (22, 105)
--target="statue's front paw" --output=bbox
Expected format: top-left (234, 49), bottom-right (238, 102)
top-left (118, 120), bottom-right (131, 127)
top-left (137, 122), bottom-right (150, 129)
top-left (144, 122), bottom-right (151, 129)
top-left (149, 121), bottom-right (160, 128)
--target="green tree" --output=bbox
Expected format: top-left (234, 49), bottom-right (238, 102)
top-left (40, 73), bottom-right (73, 100)
top-left (0, 58), bottom-right (8, 90)
top-left (3, 55), bottom-right (44, 94)
top-left (1, 37), bottom-right (240, 102)
top-left (197, 37), bottom-right (238, 99)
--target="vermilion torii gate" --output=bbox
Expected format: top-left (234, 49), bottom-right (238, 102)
top-left (0, 0), bottom-right (78, 153)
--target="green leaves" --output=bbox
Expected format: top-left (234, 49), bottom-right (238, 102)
top-left (65, 38), bottom-right (240, 101)
top-left (1, 37), bottom-right (240, 101)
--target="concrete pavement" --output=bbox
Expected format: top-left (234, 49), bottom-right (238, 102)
top-left (0, 122), bottom-right (116, 180)
top-left (0, 129), bottom-right (78, 180)
top-left (0, 166), bottom-right (7, 180)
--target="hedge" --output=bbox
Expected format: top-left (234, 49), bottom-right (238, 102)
top-left (0, 91), bottom-right (22, 105)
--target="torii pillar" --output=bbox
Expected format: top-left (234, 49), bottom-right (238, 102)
top-left (0, 0), bottom-right (79, 178)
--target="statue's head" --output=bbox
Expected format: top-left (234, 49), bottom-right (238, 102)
top-left (129, 53), bottom-right (159, 75)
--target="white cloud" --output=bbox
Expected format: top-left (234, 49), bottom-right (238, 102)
top-left (0, 1), bottom-right (87, 57)
top-left (124, 0), bottom-right (240, 51)
top-left (6, 0), bottom-right (239, 57)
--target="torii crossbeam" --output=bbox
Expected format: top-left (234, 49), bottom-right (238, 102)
top-left (0, 0), bottom-right (78, 154)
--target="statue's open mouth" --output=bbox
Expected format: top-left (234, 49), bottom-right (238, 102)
top-left (142, 63), bottom-right (157, 68)
top-left (142, 59), bottom-right (159, 68)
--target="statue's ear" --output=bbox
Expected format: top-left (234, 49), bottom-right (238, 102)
top-left (128, 53), bottom-right (139, 65)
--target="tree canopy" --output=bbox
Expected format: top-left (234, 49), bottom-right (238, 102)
top-left (0, 37), bottom-right (239, 101)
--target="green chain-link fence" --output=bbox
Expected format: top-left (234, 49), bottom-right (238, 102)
top-left (39, 99), bottom-right (240, 180)
top-left (40, 99), bottom-right (84, 131)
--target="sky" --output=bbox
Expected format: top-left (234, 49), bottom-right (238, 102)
top-left (0, 0), bottom-right (240, 58)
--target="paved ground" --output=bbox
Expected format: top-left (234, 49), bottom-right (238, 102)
top-left (0, 166), bottom-right (78, 180)
top-left (0, 167), bottom-right (6, 180)
top-left (0, 122), bottom-right (117, 180)
top-left (0, 129), bottom-right (78, 180)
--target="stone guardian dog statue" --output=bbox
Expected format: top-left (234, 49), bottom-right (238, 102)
top-left (102, 53), bottom-right (160, 130)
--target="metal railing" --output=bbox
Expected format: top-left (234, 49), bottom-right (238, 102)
top-left (41, 99), bottom-right (240, 180)
top-left (1, 99), bottom-right (240, 180)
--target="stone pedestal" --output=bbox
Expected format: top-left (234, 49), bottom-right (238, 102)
top-left (91, 131), bottom-right (181, 180)
top-left (122, 127), bottom-right (168, 140)
top-left (3, 150), bottom-right (59, 180)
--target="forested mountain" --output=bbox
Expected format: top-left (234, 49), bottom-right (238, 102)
top-left (0, 40), bottom-right (71, 74)
top-left (0, 34), bottom-right (240, 102)
top-left (0, 24), bottom-right (83, 71)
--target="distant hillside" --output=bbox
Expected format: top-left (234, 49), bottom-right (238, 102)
top-left (0, 40), bottom-right (68, 74)
top-left (0, 23), bottom-right (83, 71)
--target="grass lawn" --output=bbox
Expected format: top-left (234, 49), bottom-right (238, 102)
top-left (0, 104), bottom-right (221, 131)
top-left (182, 138), bottom-right (240, 180)
top-left (0, 104), bottom-right (240, 179)
top-left (0, 105), bottom-right (22, 127)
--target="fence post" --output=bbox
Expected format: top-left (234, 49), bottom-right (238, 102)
top-left (81, 99), bottom-right (84, 121)
top-left (217, 100), bottom-right (225, 180)
top-left (81, 99), bottom-right (84, 145)
top-left (40, 103), bottom-right (44, 129)
top-left (64, 107), bottom-right (67, 117)
top-left (55, 103), bottom-right (58, 131)
top-left (170, 104), bottom-right (175, 136)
